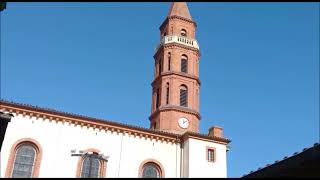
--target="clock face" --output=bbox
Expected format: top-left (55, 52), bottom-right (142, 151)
top-left (178, 117), bottom-right (189, 129)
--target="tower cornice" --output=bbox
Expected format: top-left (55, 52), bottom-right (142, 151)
top-left (149, 105), bottom-right (201, 121)
top-left (154, 43), bottom-right (200, 60)
top-left (159, 16), bottom-right (197, 32)
top-left (151, 71), bottom-right (201, 87)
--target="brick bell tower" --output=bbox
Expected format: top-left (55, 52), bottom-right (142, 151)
top-left (149, 2), bottom-right (201, 134)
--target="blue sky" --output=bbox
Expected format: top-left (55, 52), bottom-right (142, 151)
top-left (1, 2), bottom-right (319, 177)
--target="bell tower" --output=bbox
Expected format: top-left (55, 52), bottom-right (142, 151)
top-left (149, 2), bottom-right (201, 134)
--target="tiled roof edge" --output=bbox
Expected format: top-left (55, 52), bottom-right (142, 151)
top-left (242, 143), bottom-right (320, 177)
top-left (0, 99), bottom-right (231, 144)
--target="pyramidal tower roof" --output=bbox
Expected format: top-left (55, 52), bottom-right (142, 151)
top-left (167, 2), bottom-right (192, 20)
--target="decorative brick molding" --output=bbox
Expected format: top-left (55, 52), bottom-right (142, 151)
top-left (149, 105), bottom-right (201, 120)
top-left (151, 71), bottom-right (201, 86)
top-left (0, 100), bottom-right (230, 145)
top-left (0, 101), bottom-right (180, 144)
top-left (138, 159), bottom-right (165, 178)
top-left (5, 138), bottom-right (43, 178)
top-left (160, 16), bottom-right (197, 31)
top-left (154, 43), bottom-right (200, 59)
top-left (75, 148), bottom-right (107, 178)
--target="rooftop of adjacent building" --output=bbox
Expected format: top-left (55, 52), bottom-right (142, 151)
top-left (242, 143), bottom-right (320, 178)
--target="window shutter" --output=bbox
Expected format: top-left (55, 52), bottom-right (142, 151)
top-left (180, 89), bottom-right (188, 107)
top-left (181, 59), bottom-right (188, 73)
top-left (156, 89), bottom-right (160, 108)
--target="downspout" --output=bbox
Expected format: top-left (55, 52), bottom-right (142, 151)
top-left (176, 137), bottom-right (178, 177)
top-left (117, 133), bottom-right (124, 177)
top-left (180, 135), bottom-right (184, 178)
top-left (175, 135), bottom-right (181, 178)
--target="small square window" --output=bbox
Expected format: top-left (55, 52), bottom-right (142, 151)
top-left (207, 148), bottom-right (215, 162)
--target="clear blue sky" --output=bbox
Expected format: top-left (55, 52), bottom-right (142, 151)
top-left (1, 2), bottom-right (319, 177)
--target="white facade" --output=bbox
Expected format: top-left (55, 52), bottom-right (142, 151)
top-left (185, 139), bottom-right (227, 178)
top-left (0, 106), bottom-right (229, 178)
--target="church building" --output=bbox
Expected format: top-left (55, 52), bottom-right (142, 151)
top-left (0, 2), bottom-right (230, 178)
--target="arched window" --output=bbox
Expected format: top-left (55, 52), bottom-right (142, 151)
top-left (139, 160), bottom-right (164, 178)
top-left (142, 163), bottom-right (161, 178)
top-left (181, 55), bottom-right (188, 73)
top-left (166, 82), bottom-right (169, 105)
top-left (76, 149), bottom-right (106, 178)
top-left (5, 138), bottom-right (42, 178)
top-left (168, 52), bottom-right (171, 71)
top-left (156, 88), bottom-right (160, 108)
top-left (154, 61), bottom-right (157, 77)
top-left (12, 144), bottom-right (36, 178)
top-left (180, 85), bottom-right (188, 107)
top-left (181, 29), bottom-right (187, 37)
top-left (80, 154), bottom-right (101, 178)
top-left (159, 58), bottom-right (163, 74)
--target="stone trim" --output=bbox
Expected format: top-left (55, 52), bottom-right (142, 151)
top-left (5, 138), bottom-right (43, 178)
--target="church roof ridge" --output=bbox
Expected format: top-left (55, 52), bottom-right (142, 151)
top-left (0, 99), bottom-right (230, 144)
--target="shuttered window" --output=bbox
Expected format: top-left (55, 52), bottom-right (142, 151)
top-left (159, 59), bottom-right (162, 74)
top-left (181, 57), bottom-right (188, 73)
top-left (180, 86), bottom-right (188, 107)
top-left (168, 54), bottom-right (171, 71)
top-left (166, 84), bottom-right (169, 105)
top-left (156, 89), bottom-right (160, 108)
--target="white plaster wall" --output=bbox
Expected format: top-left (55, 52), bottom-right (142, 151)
top-left (116, 133), bottom-right (180, 178)
top-left (182, 138), bottom-right (189, 177)
top-left (187, 138), bottom-right (227, 178)
top-left (1, 114), bottom-right (227, 178)
top-left (0, 114), bottom-right (181, 178)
